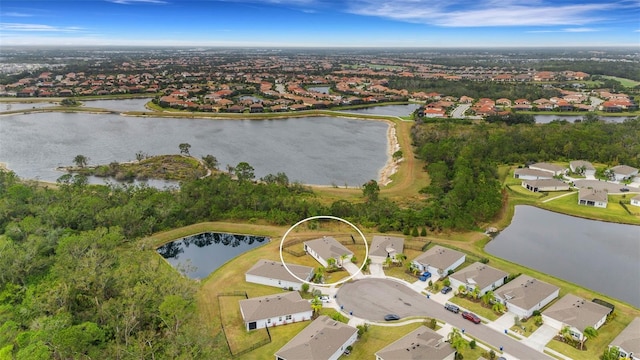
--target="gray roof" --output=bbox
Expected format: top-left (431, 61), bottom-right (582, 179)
top-left (449, 262), bottom-right (508, 290)
top-left (494, 275), bottom-right (559, 311)
top-left (578, 188), bottom-right (608, 203)
top-left (304, 236), bottom-right (353, 261)
top-left (245, 259), bottom-right (314, 283)
top-left (569, 160), bottom-right (595, 171)
top-left (611, 165), bottom-right (638, 176)
top-left (375, 325), bottom-right (456, 360)
top-left (529, 162), bottom-right (566, 173)
top-left (275, 315), bottom-right (357, 360)
top-left (413, 245), bottom-right (465, 271)
top-left (370, 235), bottom-right (405, 257)
top-left (543, 294), bottom-right (611, 332)
top-left (610, 317), bottom-right (640, 355)
top-left (521, 179), bottom-right (568, 188)
top-left (239, 291), bottom-right (311, 323)
top-left (514, 168), bottom-right (554, 179)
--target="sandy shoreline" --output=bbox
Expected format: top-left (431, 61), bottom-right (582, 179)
top-left (378, 121), bottom-right (400, 186)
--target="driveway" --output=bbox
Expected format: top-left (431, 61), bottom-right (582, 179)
top-left (523, 324), bottom-right (557, 351)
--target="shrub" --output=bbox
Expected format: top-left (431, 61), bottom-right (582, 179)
top-left (469, 339), bottom-right (476, 349)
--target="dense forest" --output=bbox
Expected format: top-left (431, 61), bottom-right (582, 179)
top-left (1, 116), bottom-right (639, 358)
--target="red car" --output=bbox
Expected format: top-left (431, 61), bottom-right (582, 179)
top-left (462, 311), bottom-right (481, 324)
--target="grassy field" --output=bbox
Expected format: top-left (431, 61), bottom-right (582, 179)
top-left (600, 76), bottom-right (640, 88)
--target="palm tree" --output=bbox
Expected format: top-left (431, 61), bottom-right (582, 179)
top-left (311, 296), bottom-right (323, 316)
top-left (447, 328), bottom-right (468, 353)
top-left (394, 253), bottom-right (407, 267)
top-left (383, 256), bottom-right (393, 268)
top-left (340, 253), bottom-right (349, 267)
top-left (327, 257), bottom-right (336, 268)
top-left (457, 285), bottom-right (467, 296)
top-left (561, 326), bottom-right (573, 343)
top-left (471, 286), bottom-right (480, 299)
top-left (313, 267), bottom-right (325, 283)
top-left (482, 290), bottom-right (494, 306)
top-left (581, 326), bottom-right (598, 350)
top-left (492, 301), bottom-right (505, 314)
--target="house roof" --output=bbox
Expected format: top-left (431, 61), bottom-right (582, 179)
top-left (543, 294), bottom-right (611, 332)
top-left (578, 188), bottom-right (608, 203)
top-left (514, 168), bottom-right (554, 179)
top-left (569, 160), bottom-right (595, 171)
top-left (239, 291), bottom-right (311, 323)
top-left (245, 259), bottom-right (314, 283)
top-left (413, 245), bottom-right (465, 271)
top-left (610, 317), bottom-right (640, 355)
top-left (304, 236), bottom-right (353, 261)
top-left (375, 325), bottom-right (456, 360)
top-left (449, 262), bottom-right (508, 290)
top-left (521, 179), bottom-right (568, 188)
top-left (529, 162), bottom-right (566, 174)
top-left (494, 275), bottom-right (559, 311)
top-left (370, 235), bottom-right (405, 257)
top-left (275, 315), bottom-right (357, 360)
top-left (611, 165), bottom-right (638, 176)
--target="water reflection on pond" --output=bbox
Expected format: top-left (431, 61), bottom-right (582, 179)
top-left (157, 232), bottom-right (269, 279)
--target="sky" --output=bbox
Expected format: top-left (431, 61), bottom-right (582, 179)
top-left (0, 0), bottom-right (639, 47)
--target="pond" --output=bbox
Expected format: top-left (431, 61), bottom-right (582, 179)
top-left (80, 98), bottom-right (151, 112)
top-left (156, 232), bottom-right (269, 279)
top-left (0, 101), bottom-right (59, 112)
top-left (342, 103), bottom-right (421, 117)
top-left (485, 205), bottom-right (640, 307)
top-left (0, 112), bottom-right (389, 187)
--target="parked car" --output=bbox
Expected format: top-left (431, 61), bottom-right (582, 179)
top-left (441, 286), bottom-right (452, 294)
top-left (620, 187), bottom-right (630, 192)
top-left (419, 271), bottom-right (432, 281)
top-left (444, 303), bottom-right (459, 313)
top-left (384, 314), bottom-right (400, 321)
top-left (320, 295), bottom-right (331, 302)
top-left (462, 311), bottom-right (481, 324)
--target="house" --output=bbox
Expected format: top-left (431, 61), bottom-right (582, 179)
top-left (493, 275), bottom-right (559, 319)
top-left (375, 326), bottom-right (456, 360)
top-left (369, 235), bottom-right (404, 262)
top-left (303, 236), bottom-right (353, 267)
top-left (542, 294), bottom-right (611, 342)
top-left (239, 291), bottom-right (312, 331)
top-left (610, 165), bottom-right (638, 181)
top-left (569, 160), bottom-right (596, 177)
top-left (609, 317), bottom-right (640, 360)
top-left (514, 168), bottom-right (555, 181)
top-left (448, 262), bottom-right (508, 296)
top-left (274, 315), bottom-right (358, 360)
top-left (521, 179), bottom-right (570, 193)
top-left (528, 162), bottom-right (566, 176)
top-left (412, 245), bottom-right (465, 279)
top-left (578, 188), bottom-right (608, 208)
top-left (630, 195), bottom-right (640, 207)
top-left (245, 259), bottom-right (314, 291)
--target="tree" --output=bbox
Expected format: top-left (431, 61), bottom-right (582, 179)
top-left (327, 257), bottom-right (336, 268)
top-left (301, 283), bottom-right (310, 294)
top-left (340, 253), bottom-right (350, 267)
top-left (178, 143), bottom-right (191, 155)
top-left (310, 296), bottom-right (323, 315)
top-left (234, 162), bottom-right (255, 182)
top-left (383, 256), bottom-right (393, 268)
top-left (471, 286), bottom-right (480, 299)
top-left (457, 285), bottom-right (467, 296)
top-left (481, 290), bottom-right (494, 306)
top-left (443, 278), bottom-right (451, 287)
top-left (411, 226), bottom-right (419, 237)
top-left (73, 154), bottom-right (89, 168)
top-left (362, 179), bottom-right (380, 202)
top-left (492, 301), bottom-right (506, 314)
top-left (601, 346), bottom-right (620, 360)
top-left (447, 328), bottom-right (467, 352)
top-left (420, 227), bottom-right (427, 236)
top-left (201, 155), bottom-right (218, 170)
top-left (581, 326), bottom-right (598, 350)
top-left (394, 253), bottom-right (407, 267)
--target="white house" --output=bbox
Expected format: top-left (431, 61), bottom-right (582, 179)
top-left (542, 294), bottom-right (611, 342)
top-left (412, 245), bottom-right (465, 279)
top-left (528, 162), bottom-right (566, 176)
top-left (514, 168), bottom-right (555, 181)
top-left (569, 160), bottom-right (596, 177)
top-left (578, 188), bottom-right (608, 208)
top-left (303, 236), bottom-right (353, 267)
top-left (375, 325), bottom-right (456, 360)
top-left (610, 165), bottom-right (638, 181)
top-left (239, 291), bottom-right (312, 331)
top-left (369, 235), bottom-right (405, 262)
top-left (630, 194), bottom-right (640, 207)
top-left (609, 317), bottom-right (640, 360)
top-left (448, 262), bottom-right (508, 296)
top-left (245, 259), bottom-right (314, 291)
top-left (275, 315), bottom-right (358, 360)
top-left (521, 179), bottom-right (569, 192)
top-left (493, 275), bottom-right (559, 319)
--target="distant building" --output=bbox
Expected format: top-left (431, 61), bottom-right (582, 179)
top-left (514, 168), bottom-right (555, 181)
top-left (369, 235), bottom-right (405, 262)
top-left (412, 245), bottom-right (465, 279)
top-left (610, 165), bottom-right (638, 181)
top-left (521, 179), bottom-right (569, 192)
top-left (239, 291), bottom-right (312, 331)
top-left (493, 275), bottom-right (559, 319)
top-left (275, 315), bottom-right (358, 360)
top-left (245, 259), bottom-right (314, 290)
top-left (304, 236), bottom-right (353, 267)
top-left (609, 317), bottom-right (640, 360)
top-left (569, 160), bottom-right (596, 177)
top-left (528, 162), bottom-right (566, 176)
top-left (578, 188), bottom-right (608, 208)
top-left (448, 262), bottom-right (508, 296)
top-left (375, 326), bottom-right (456, 360)
top-left (543, 294), bottom-right (611, 342)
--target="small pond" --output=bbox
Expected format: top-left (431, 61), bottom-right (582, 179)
top-left (156, 232), bottom-right (269, 279)
top-left (80, 98), bottom-right (151, 112)
top-left (342, 103), bottom-right (421, 117)
top-left (307, 86), bottom-right (330, 94)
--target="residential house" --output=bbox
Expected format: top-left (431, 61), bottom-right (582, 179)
top-left (578, 188), bottom-right (608, 208)
top-left (521, 179), bottom-right (570, 192)
top-left (245, 259), bottom-right (314, 290)
top-left (542, 294), bottom-right (611, 342)
top-left (274, 315), bottom-right (358, 360)
top-left (493, 275), bottom-right (559, 319)
top-left (375, 326), bottom-right (456, 360)
top-left (630, 195), bottom-right (640, 207)
top-left (610, 165), bottom-right (638, 182)
top-left (448, 262), bottom-right (508, 296)
top-left (304, 236), bottom-right (353, 267)
top-left (609, 317), bottom-right (640, 360)
top-left (369, 235), bottom-right (405, 262)
top-left (528, 162), bottom-right (566, 176)
top-left (514, 168), bottom-right (555, 181)
top-left (411, 245), bottom-right (465, 279)
top-left (239, 291), bottom-right (312, 331)
top-left (569, 160), bottom-right (596, 177)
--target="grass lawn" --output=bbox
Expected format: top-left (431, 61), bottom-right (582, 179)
top-left (237, 321), bottom-right (309, 360)
top-left (540, 191), bottom-right (640, 225)
top-left (218, 294), bottom-right (270, 355)
top-left (448, 295), bottom-right (500, 321)
top-left (349, 322), bottom-right (424, 358)
top-left (510, 317), bottom-right (541, 337)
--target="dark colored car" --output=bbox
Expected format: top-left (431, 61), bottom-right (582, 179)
top-left (462, 311), bottom-right (481, 324)
top-left (441, 286), bottom-right (452, 294)
top-left (384, 314), bottom-right (400, 321)
top-left (444, 303), bottom-right (459, 313)
top-left (620, 188), bottom-right (629, 192)
top-left (419, 271), bottom-right (432, 281)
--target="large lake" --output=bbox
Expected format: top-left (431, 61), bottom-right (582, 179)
top-left (0, 112), bottom-right (389, 186)
top-left (485, 205), bottom-right (640, 307)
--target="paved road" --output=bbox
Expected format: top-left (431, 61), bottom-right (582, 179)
top-left (451, 103), bottom-right (471, 119)
top-left (336, 278), bottom-right (553, 360)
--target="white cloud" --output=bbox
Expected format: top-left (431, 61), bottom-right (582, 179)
top-left (106, 0), bottom-right (167, 4)
top-left (1, 12), bottom-right (33, 17)
top-left (0, 23), bottom-right (83, 32)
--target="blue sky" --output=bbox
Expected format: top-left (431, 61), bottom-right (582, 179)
top-left (1, 0), bottom-right (639, 47)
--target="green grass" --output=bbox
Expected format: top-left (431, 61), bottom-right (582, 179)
top-left (350, 322), bottom-right (424, 358)
top-left (448, 295), bottom-right (500, 321)
top-left (540, 192), bottom-right (640, 225)
top-left (237, 321), bottom-right (309, 360)
top-left (600, 76), bottom-right (640, 88)
top-left (218, 294), bottom-right (271, 355)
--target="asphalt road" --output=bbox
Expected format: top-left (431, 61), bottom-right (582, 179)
top-left (336, 278), bottom-right (553, 360)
